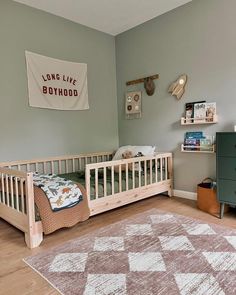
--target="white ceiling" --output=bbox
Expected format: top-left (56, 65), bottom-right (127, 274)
top-left (14, 0), bottom-right (192, 36)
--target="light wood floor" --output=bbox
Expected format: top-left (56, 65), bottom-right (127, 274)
top-left (1, 195), bottom-right (236, 295)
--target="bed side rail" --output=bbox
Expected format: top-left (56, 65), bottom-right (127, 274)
top-left (0, 151), bottom-right (113, 175)
top-left (0, 167), bottom-right (35, 234)
top-left (85, 153), bottom-right (173, 202)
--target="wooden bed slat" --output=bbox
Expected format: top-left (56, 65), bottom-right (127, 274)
top-left (132, 162), bottom-right (135, 189)
top-left (150, 160), bottom-right (153, 184)
top-left (119, 165), bottom-right (122, 193)
top-left (20, 179), bottom-right (25, 214)
top-left (10, 176), bottom-right (14, 208)
top-left (6, 175), bottom-right (9, 206)
top-left (0, 174), bottom-right (3, 202)
top-left (155, 159), bottom-right (158, 183)
top-left (95, 168), bottom-right (98, 199)
top-left (111, 166), bottom-right (115, 195)
top-left (43, 162), bottom-right (46, 174)
top-left (15, 177), bottom-right (19, 211)
top-left (66, 160), bottom-right (69, 173)
top-left (51, 161), bottom-right (54, 174)
top-left (103, 167), bottom-right (107, 197)
top-left (58, 160), bottom-right (62, 174)
top-left (2, 175), bottom-right (5, 204)
top-left (139, 162), bottom-right (141, 187)
top-left (144, 160), bottom-right (147, 186)
top-left (160, 158), bottom-right (163, 181)
top-left (165, 157), bottom-right (168, 180)
top-left (125, 163), bottom-right (129, 191)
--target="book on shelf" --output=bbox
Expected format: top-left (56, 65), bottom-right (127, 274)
top-left (184, 101), bottom-right (206, 123)
top-left (184, 138), bottom-right (200, 151)
top-left (185, 131), bottom-right (204, 139)
top-left (205, 102), bottom-right (216, 122)
top-left (194, 102), bottom-right (206, 123)
top-left (200, 138), bottom-right (213, 151)
top-left (185, 103), bottom-right (194, 122)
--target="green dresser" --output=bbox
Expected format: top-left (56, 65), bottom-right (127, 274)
top-left (216, 132), bottom-right (236, 218)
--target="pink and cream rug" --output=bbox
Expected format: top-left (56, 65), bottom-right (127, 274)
top-left (24, 209), bottom-right (236, 294)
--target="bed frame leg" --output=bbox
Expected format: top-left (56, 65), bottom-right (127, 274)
top-left (168, 187), bottom-right (173, 197)
top-left (25, 232), bottom-right (43, 249)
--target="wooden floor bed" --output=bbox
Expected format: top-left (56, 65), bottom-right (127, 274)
top-left (0, 151), bottom-right (173, 248)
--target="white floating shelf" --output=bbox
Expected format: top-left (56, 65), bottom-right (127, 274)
top-left (181, 144), bottom-right (215, 153)
top-left (181, 115), bottom-right (218, 125)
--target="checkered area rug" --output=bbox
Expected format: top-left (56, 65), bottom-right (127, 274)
top-left (24, 209), bottom-right (236, 294)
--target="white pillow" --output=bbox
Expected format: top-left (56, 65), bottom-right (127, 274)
top-left (112, 145), bottom-right (156, 161)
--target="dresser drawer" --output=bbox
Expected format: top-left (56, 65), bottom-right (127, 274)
top-left (217, 157), bottom-right (236, 180)
top-left (218, 179), bottom-right (236, 204)
top-left (217, 133), bottom-right (236, 157)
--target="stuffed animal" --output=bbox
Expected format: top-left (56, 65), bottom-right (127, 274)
top-left (134, 151), bottom-right (154, 171)
top-left (122, 150), bottom-right (133, 160)
top-left (135, 152), bottom-right (144, 158)
top-left (114, 150), bottom-right (133, 173)
top-left (134, 152), bottom-right (144, 172)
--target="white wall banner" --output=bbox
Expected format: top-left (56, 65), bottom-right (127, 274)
top-left (25, 51), bottom-right (89, 110)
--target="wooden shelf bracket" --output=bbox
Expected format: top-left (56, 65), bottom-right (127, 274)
top-left (126, 74), bottom-right (159, 86)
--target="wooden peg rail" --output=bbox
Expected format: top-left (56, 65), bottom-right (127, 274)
top-left (126, 74), bottom-right (159, 86)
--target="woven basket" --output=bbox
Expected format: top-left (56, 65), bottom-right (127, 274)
top-left (197, 178), bottom-right (228, 215)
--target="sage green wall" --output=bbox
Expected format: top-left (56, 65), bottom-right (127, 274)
top-left (0, 0), bottom-right (118, 161)
top-left (1, 0), bottom-right (235, 194)
top-left (116, 0), bottom-right (236, 192)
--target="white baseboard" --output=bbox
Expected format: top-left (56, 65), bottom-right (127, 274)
top-left (173, 189), bottom-right (197, 201)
